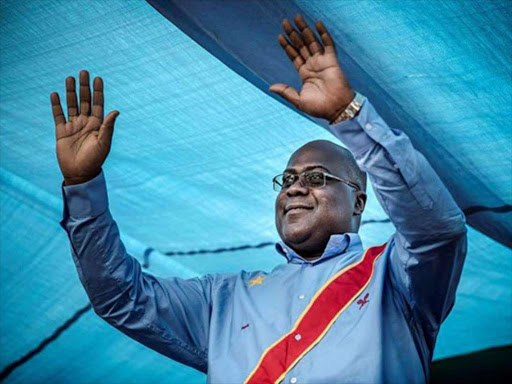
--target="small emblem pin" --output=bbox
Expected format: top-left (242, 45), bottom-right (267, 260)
top-left (249, 275), bottom-right (266, 287)
top-left (357, 293), bottom-right (370, 309)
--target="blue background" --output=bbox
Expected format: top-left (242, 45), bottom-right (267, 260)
top-left (1, 1), bottom-right (510, 382)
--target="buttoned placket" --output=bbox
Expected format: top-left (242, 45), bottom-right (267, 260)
top-left (289, 262), bottom-right (310, 327)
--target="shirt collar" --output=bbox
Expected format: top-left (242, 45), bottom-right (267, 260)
top-left (275, 233), bottom-right (363, 265)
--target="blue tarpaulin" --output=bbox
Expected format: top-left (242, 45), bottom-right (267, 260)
top-left (0, 1), bottom-right (510, 383)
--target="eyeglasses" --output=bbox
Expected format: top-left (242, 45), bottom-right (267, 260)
top-left (272, 171), bottom-right (360, 192)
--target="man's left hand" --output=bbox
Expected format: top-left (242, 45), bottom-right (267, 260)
top-left (270, 15), bottom-right (354, 123)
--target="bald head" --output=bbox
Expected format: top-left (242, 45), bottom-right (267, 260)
top-left (291, 140), bottom-right (366, 192)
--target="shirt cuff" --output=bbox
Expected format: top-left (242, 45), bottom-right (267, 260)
top-left (61, 169), bottom-right (109, 218)
top-left (328, 98), bottom-right (390, 157)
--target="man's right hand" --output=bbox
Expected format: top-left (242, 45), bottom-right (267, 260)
top-left (51, 70), bottom-right (120, 186)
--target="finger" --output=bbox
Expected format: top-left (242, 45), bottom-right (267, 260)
top-left (278, 35), bottom-right (305, 71)
top-left (65, 76), bottom-right (78, 121)
top-left (92, 77), bottom-right (104, 120)
top-left (98, 110), bottom-right (120, 148)
top-left (50, 92), bottom-right (66, 127)
top-left (282, 19), bottom-right (310, 60)
top-left (79, 70), bottom-right (91, 116)
top-left (294, 15), bottom-right (323, 55)
top-left (315, 20), bottom-right (336, 54)
top-left (269, 83), bottom-right (300, 109)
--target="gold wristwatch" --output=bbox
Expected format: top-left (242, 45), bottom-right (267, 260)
top-left (330, 92), bottom-right (365, 124)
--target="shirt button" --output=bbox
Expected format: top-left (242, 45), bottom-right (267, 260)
top-left (290, 378), bottom-right (297, 383)
top-left (298, 294), bottom-right (305, 300)
top-left (295, 334), bottom-right (302, 341)
top-left (365, 123), bottom-right (373, 130)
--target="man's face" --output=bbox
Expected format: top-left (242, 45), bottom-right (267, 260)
top-left (275, 144), bottom-right (359, 259)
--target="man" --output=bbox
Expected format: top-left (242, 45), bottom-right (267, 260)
top-left (52, 16), bottom-right (466, 383)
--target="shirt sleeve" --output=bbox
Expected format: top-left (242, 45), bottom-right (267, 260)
top-left (59, 170), bottom-right (212, 373)
top-left (329, 98), bottom-right (467, 341)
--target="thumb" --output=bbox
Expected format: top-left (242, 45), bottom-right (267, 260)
top-left (98, 110), bottom-right (120, 147)
top-left (269, 83), bottom-right (300, 109)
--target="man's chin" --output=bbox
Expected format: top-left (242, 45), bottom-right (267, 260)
top-left (282, 225), bottom-right (312, 246)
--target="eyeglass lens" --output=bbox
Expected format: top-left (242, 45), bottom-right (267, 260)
top-left (279, 171), bottom-right (325, 189)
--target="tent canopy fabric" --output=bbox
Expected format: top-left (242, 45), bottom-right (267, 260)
top-left (149, 0), bottom-right (512, 249)
top-left (0, 1), bottom-right (510, 383)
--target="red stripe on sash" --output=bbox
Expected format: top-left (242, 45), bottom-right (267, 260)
top-left (244, 243), bottom-right (387, 384)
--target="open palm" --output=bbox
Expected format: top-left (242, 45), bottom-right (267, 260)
top-left (270, 16), bottom-right (354, 122)
top-left (51, 70), bottom-right (119, 185)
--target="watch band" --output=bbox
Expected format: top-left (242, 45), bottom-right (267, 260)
top-left (330, 92), bottom-right (366, 124)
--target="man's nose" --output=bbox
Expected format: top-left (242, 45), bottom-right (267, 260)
top-left (286, 179), bottom-right (309, 196)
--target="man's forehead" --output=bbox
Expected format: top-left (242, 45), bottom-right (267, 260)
top-left (284, 163), bottom-right (332, 174)
top-left (286, 144), bottom-right (345, 173)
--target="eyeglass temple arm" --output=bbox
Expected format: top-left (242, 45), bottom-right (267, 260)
top-left (326, 173), bottom-right (361, 191)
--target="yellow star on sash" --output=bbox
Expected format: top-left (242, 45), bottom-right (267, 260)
top-left (249, 275), bottom-right (266, 287)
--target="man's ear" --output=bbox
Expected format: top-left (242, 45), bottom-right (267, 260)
top-left (353, 191), bottom-right (367, 216)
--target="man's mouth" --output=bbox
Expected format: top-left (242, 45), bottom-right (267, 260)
top-left (284, 205), bottom-right (314, 215)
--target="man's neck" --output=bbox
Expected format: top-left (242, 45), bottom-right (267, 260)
top-left (304, 255), bottom-right (323, 261)
top-left (295, 249), bottom-right (323, 261)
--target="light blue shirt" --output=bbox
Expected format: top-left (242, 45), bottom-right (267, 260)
top-left (60, 99), bottom-right (467, 384)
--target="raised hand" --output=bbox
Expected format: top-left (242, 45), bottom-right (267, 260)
top-left (51, 70), bottom-right (120, 185)
top-left (270, 15), bottom-right (354, 123)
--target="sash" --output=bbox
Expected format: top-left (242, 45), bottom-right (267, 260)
top-left (244, 243), bottom-right (387, 384)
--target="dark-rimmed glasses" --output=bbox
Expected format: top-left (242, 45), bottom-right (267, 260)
top-left (273, 171), bottom-right (360, 192)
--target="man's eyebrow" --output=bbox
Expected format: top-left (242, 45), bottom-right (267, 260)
top-left (284, 165), bottom-right (332, 174)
